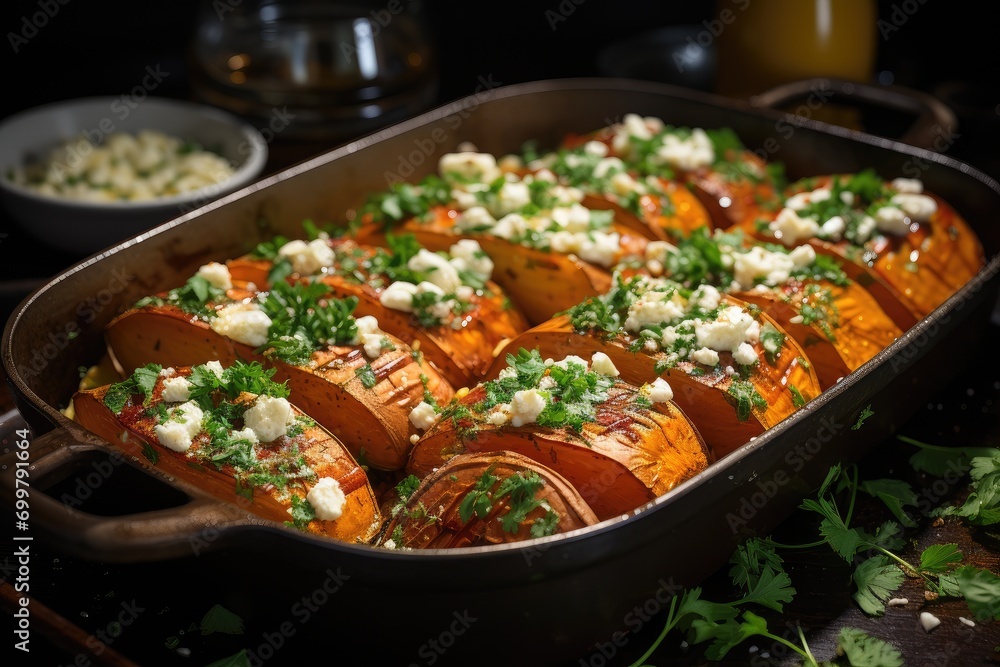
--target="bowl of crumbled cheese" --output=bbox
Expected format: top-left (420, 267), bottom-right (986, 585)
top-left (0, 96), bottom-right (268, 256)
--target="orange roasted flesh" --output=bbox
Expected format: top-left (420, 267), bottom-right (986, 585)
top-left (72, 364), bottom-right (383, 544)
top-left (730, 173), bottom-right (985, 319)
top-left (489, 290), bottom-right (820, 459)
top-left (225, 236), bottom-right (530, 388)
top-left (104, 289), bottom-right (453, 471)
top-left (384, 450), bottom-right (599, 549)
top-left (406, 351), bottom-right (710, 521)
top-left (353, 205), bottom-right (646, 326)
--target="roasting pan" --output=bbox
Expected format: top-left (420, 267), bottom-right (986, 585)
top-left (3, 78), bottom-right (999, 666)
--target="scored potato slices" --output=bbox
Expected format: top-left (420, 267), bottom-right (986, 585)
top-left (635, 229), bottom-right (904, 390)
top-left (72, 361), bottom-right (383, 544)
top-left (105, 277), bottom-right (453, 471)
top-left (226, 234), bottom-right (529, 387)
top-left (732, 171), bottom-right (985, 318)
top-left (406, 349), bottom-right (710, 521)
top-left (560, 114), bottom-right (782, 231)
top-left (384, 450), bottom-right (599, 549)
top-left (490, 279), bottom-right (820, 458)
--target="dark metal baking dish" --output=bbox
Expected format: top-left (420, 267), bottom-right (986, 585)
top-left (3, 78), bottom-right (999, 665)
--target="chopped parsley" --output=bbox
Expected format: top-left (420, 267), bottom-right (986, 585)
top-left (354, 363), bottom-right (377, 389)
top-left (256, 281), bottom-right (360, 365)
top-left (286, 494), bottom-right (316, 529)
top-left (135, 274), bottom-right (226, 319)
top-left (103, 363), bottom-right (163, 413)
top-left (360, 174), bottom-right (452, 227)
top-left (727, 379), bottom-right (768, 422)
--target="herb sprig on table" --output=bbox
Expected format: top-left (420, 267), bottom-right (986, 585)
top-left (629, 438), bottom-right (1000, 667)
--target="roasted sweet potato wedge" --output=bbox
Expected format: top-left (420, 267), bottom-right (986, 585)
top-left (225, 233), bottom-right (529, 387)
top-left (382, 450), bottom-right (599, 549)
top-left (730, 171), bottom-right (986, 318)
top-left (351, 153), bottom-right (652, 325)
top-left (489, 278), bottom-right (820, 458)
top-left (104, 272), bottom-right (453, 471)
top-left (406, 349), bottom-right (710, 521)
top-left (560, 114), bottom-right (782, 230)
top-left (72, 360), bottom-right (383, 543)
top-left (636, 228), bottom-right (905, 390)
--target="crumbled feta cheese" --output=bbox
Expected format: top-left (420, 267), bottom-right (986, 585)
top-left (439, 152), bottom-right (500, 183)
top-left (210, 303), bottom-right (272, 348)
top-left (577, 231), bottom-right (621, 267)
top-left (891, 193), bottom-right (937, 222)
top-left (692, 347), bottom-right (720, 366)
top-left (645, 377), bottom-right (674, 403)
top-left (307, 477), bottom-right (346, 521)
top-left (161, 376), bottom-right (192, 403)
top-left (244, 395), bottom-right (296, 443)
top-left (202, 360), bottom-right (225, 379)
top-left (875, 205), bottom-right (910, 236)
top-left (487, 408), bottom-right (511, 426)
top-left (196, 262), bottom-right (233, 290)
top-left (379, 281), bottom-right (418, 312)
top-left (498, 366), bottom-right (518, 380)
top-left (819, 215), bottom-right (846, 241)
top-left (551, 203), bottom-right (593, 233)
top-left (788, 244), bottom-right (816, 269)
top-left (408, 249), bottom-right (462, 294)
top-left (770, 208), bottom-right (820, 245)
top-left (610, 172), bottom-right (640, 196)
top-left (538, 375), bottom-right (558, 390)
top-left (155, 421), bottom-right (195, 453)
top-left (886, 598), bottom-right (908, 606)
top-left (855, 215), bottom-right (877, 243)
top-left (612, 113), bottom-right (655, 154)
top-left (456, 205), bottom-right (496, 231)
top-left (625, 293), bottom-right (686, 330)
top-left (495, 181), bottom-right (531, 216)
top-left (159, 366), bottom-right (176, 378)
top-left (278, 239), bottom-right (335, 276)
top-left (594, 157), bottom-right (625, 179)
top-left (695, 306), bottom-right (757, 352)
top-left (890, 177), bottom-right (923, 194)
top-left (733, 342), bottom-right (758, 366)
top-left (919, 611), bottom-right (941, 632)
top-left (408, 401), bottom-right (438, 431)
top-left (692, 285), bottom-right (722, 311)
top-left (644, 240), bottom-right (678, 263)
top-left (732, 246), bottom-right (796, 290)
top-left (590, 352), bottom-right (619, 377)
top-left (654, 128), bottom-right (715, 171)
top-left (354, 315), bottom-right (380, 337)
top-left (448, 239), bottom-right (494, 282)
top-left (583, 140), bottom-right (609, 157)
top-left (361, 333), bottom-right (386, 359)
top-left (491, 213), bottom-right (528, 240)
top-left (230, 427), bottom-right (259, 445)
top-left (553, 355), bottom-right (589, 370)
top-left (510, 388), bottom-right (548, 427)
top-left (154, 400), bottom-right (205, 452)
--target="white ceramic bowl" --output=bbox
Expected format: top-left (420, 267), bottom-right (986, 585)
top-left (0, 96), bottom-right (268, 256)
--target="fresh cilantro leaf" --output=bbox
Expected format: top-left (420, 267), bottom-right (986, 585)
top-left (837, 627), bottom-right (903, 667)
top-left (852, 404), bottom-right (875, 430)
top-left (852, 556), bottom-right (904, 616)
top-left (286, 494), bottom-right (316, 530)
top-left (900, 435), bottom-right (997, 477)
top-left (953, 565), bottom-right (1000, 620)
top-left (727, 379), bottom-right (767, 422)
top-left (529, 508), bottom-right (560, 538)
top-left (855, 478), bottom-right (918, 528)
top-left (495, 470), bottom-right (546, 533)
top-left (458, 467), bottom-right (498, 524)
top-left (870, 521), bottom-right (906, 552)
top-left (728, 538), bottom-right (785, 591)
top-left (257, 281), bottom-right (359, 365)
top-left (354, 364), bottom-right (377, 389)
top-left (918, 543), bottom-right (963, 574)
top-left (102, 363), bottom-right (163, 413)
top-left (800, 496), bottom-right (863, 561)
top-left (734, 566), bottom-right (796, 613)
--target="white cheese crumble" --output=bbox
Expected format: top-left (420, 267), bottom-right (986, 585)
top-left (196, 262), bottom-right (233, 291)
top-left (644, 377), bottom-right (674, 402)
top-left (203, 360), bottom-right (225, 379)
top-left (154, 400), bottom-right (205, 453)
top-left (890, 177), bottom-right (923, 194)
top-left (159, 367), bottom-right (176, 378)
top-left (230, 427), bottom-right (259, 445)
top-left (890, 193), bottom-right (937, 223)
top-left (692, 347), bottom-right (720, 366)
top-left (654, 127), bottom-right (715, 171)
top-left (919, 611), bottom-right (941, 633)
top-left (408, 401), bottom-right (438, 431)
top-left (590, 352), bottom-right (619, 377)
top-left (770, 208), bottom-right (820, 246)
top-left (278, 239), bottom-right (335, 276)
top-left (244, 395), bottom-right (296, 443)
top-left (448, 239), bottom-right (494, 283)
top-left (161, 376), bottom-right (192, 403)
top-left (874, 205), bottom-right (910, 236)
top-left (210, 302), bottom-right (272, 348)
top-left (408, 249), bottom-right (462, 294)
top-left (510, 388), bottom-right (547, 427)
top-left (886, 597), bottom-right (908, 607)
top-left (439, 152), bottom-right (501, 184)
top-left (307, 477), bottom-right (347, 521)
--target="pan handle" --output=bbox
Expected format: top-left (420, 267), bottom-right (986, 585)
top-left (751, 77), bottom-right (958, 152)
top-left (0, 423), bottom-right (252, 562)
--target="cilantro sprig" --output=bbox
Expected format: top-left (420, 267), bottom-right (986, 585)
top-left (256, 281), bottom-right (360, 365)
